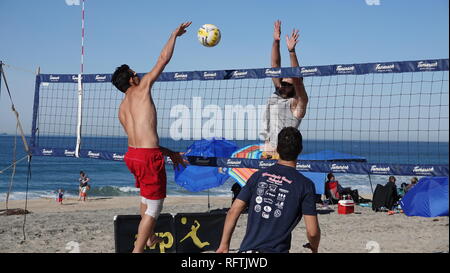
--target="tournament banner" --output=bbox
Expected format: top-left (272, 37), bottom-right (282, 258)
top-left (36, 59), bottom-right (449, 83)
top-left (114, 212), bottom-right (226, 253)
top-left (114, 214), bottom-right (176, 253)
top-left (174, 212), bottom-right (226, 253)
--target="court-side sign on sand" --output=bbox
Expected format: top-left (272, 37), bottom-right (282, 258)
top-left (114, 212), bottom-right (226, 253)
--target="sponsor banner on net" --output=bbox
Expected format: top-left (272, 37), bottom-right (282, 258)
top-left (64, 149), bottom-right (76, 157)
top-left (374, 63), bottom-right (396, 73)
top-left (259, 160), bottom-right (276, 169)
top-left (193, 157), bottom-right (213, 165)
top-left (416, 61), bottom-right (439, 71)
top-left (412, 166), bottom-right (435, 176)
top-left (296, 163), bottom-right (312, 172)
top-left (72, 75), bottom-right (82, 82)
top-left (87, 151), bottom-right (100, 159)
top-left (112, 153), bottom-right (125, 161)
top-left (264, 68), bottom-right (281, 77)
top-left (369, 165), bottom-right (391, 175)
top-left (330, 163), bottom-right (350, 173)
top-left (42, 148), bottom-right (54, 156)
top-left (300, 66), bottom-right (319, 76)
top-left (230, 70), bottom-right (249, 79)
top-left (49, 75), bottom-right (60, 82)
top-left (94, 74), bottom-right (108, 82)
top-left (173, 72), bottom-right (189, 81)
top-left (202, 71), bottom-right (218, 80)
top-left (226, 159), bottom-right (243, 168)
top-left (335, 65), bottom-right (356, 74)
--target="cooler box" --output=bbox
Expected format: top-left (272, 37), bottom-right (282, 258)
top-left (338, 200), bottom-right (354, 214)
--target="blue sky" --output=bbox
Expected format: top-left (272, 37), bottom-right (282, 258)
top-left (0, 0), bottom-right (449, 135)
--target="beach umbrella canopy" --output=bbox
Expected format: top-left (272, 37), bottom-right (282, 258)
top-left (227, 144), bottom-right (262, 187)
top-left (174, 138), bottom-right (238, 192)
top-left (400, 177), bottom-right (449, 217)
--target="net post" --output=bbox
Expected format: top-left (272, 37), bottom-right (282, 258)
top-left (0, 60), bottom-right (3, 98)
top-left (75, 0), bottom-right (85, 158)
top-left (30, 67), bottom-right (41, 153)
top-left (75, 74), bottom-right (83, 158)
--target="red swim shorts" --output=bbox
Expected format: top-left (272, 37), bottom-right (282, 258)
top-left (124, 147), bottom-right (167, 200)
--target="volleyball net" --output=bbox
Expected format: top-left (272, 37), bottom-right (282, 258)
top-left (30, 59), bottom-right (449, 176)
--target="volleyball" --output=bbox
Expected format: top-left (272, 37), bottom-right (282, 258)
top-left (197, 24), bottom-right (221, 47)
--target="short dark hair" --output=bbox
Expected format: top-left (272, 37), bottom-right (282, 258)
top-left (280, 80), bottom-right (293, 87)
top-left (112, 64), bottom-right (133, 93)
top-left (327, 173), bottom-right (335, 181)
top-left (276, 127), bottom-right (303, 161)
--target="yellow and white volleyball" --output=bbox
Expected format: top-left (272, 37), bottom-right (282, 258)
top-left (197, 24), bottom-right (221, 47)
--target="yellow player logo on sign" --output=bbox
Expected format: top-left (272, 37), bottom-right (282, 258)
top-left (179, 217), bottom-right (210, 248)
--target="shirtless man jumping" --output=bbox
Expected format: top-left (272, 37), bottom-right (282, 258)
top-left (111, 21), bottom-right (191, 253)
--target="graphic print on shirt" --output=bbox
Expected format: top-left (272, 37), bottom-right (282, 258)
top-left (253, 171), bottom-right (293, 219)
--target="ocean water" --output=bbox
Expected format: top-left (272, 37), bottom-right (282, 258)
top-left (0, 135), bottom-right (448, 201)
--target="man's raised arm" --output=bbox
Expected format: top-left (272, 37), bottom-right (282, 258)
top-left (286, 29), bottom-right (308, 119)
top-left (271, 20), bottom-right (282, 88)
top-left (140, 21), bottom-right (192, 89)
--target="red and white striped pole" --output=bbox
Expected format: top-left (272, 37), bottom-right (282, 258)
top-left (80, 0), bottom-right (85, 74)
top-left (75, 0), bottom-right (85, 158)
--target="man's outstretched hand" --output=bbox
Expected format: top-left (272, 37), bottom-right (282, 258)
top-left (286, 28), bottom-right (299, 52)
top-left (169, 151), bottom-right (188, 171)
top-left (174, 21), bottom-right (192, 37)
top-left (273, 20), bottom-right (281, 41)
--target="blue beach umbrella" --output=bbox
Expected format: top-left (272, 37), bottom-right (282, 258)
top-left (400, 176), bottom-right (449, 217)
top-left (174, 138), bottom-right (238, 192)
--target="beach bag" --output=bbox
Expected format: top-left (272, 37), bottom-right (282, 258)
top-left (349, 189), bottom-right (360, 204)
top-left (372, 184), bottom-right (386, 211)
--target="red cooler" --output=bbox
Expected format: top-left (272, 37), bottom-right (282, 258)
top-left (338, 200), bottom-right (354, 214)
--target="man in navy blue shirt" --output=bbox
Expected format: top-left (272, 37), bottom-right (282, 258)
top-left (216, 127), bottom-right (321, 253)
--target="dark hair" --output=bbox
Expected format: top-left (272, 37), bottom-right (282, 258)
top-left (280, 80), bottom-right (293, 87)
top-left (112, 64), bottom-right (133, 93)
top-left (327, 173), bottom-right (335, 181)
top-left (276, 80), bottom-right (295, 99)
top-left (80, 170), bottom-right (85, 175)
top-left (276, 127), bottom-right (303, 161)
top-left (389, 176), bottom-right (396, 182)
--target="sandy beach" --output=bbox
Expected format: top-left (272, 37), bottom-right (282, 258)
top-left (0, 195), bottom-right (448, 253)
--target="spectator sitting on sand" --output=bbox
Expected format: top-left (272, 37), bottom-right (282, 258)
top-left (405, 177), bottom-right (419, 193)
top-left (385, 176), bottom-right (400, 209)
